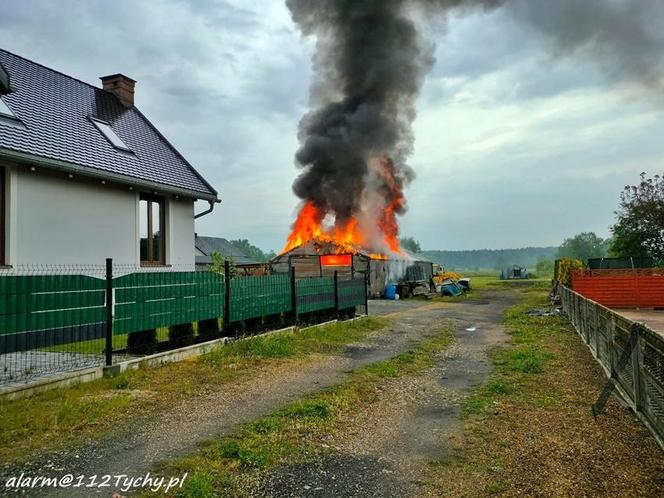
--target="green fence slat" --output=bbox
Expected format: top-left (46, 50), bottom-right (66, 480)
top-left (338, 278), bottom-right (365, 309)
top-left (0, 270), bottom-right (361, 338)
top-left (296, 277), bottom-right (335, 314)
top-left (0, 274), bottom-right (106, 334)
top-left (112, 271), bottom-right (225, 334)
top-left (229, 274), bottom-right (291, 322)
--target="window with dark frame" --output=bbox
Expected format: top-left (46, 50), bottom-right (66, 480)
top-left (139, 194), bottom-right (165, 265)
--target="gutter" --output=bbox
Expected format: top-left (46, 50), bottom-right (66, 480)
top-left (0, 148), bottom-right (219, 202)
top-left (194, 199), bottom-right (218, 219)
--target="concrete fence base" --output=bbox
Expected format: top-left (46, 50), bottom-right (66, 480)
top-left (0, 317), bottom-right (370, 401)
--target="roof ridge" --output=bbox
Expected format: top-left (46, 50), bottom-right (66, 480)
top-left (0, 47), bottom-right (104, 93)
top-left (0, 47), bottom-right (218, 199)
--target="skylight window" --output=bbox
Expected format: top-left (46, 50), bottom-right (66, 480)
top-left (90, 117), bottom-right (131, 151)
top-left (0, 96), bottom-right (14, 118)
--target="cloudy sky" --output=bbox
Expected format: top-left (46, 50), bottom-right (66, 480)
top-left (1, 0), bottom-right (662, 252)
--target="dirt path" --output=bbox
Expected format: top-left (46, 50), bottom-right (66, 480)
top-left (251, 293), bottom-right (515, 497)
top-left (3, 291), bottom-right (518, 497)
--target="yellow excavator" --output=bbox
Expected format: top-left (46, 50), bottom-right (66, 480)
top-left (431, 264), bottom-right (469, 295)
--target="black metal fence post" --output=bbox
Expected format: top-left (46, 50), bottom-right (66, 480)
top-left (224, 260), bottom-right (231, 329)
top-left (334, 271), bottom-right (339, 314)
top-left (105, 258), bottom-right (113, 366)
top-left (290, 266), bottom-right (298, 325)
top-left (364, 272), bottom-right (369, 316)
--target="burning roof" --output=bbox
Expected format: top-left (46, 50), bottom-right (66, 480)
top-left (282, 157), bottom-right (406, 259)
top-left (282, 1), bottom-right (423, 258)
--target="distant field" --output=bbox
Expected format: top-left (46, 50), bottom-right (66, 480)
top-left (421, 246), bottom-right (558, 270)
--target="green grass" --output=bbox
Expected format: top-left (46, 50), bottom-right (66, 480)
top-left (430, 273), bottom-right (550, 303)
top-left (149, 325), bottom-right (456, 497)
top-left (427, 283), bottom-right (664, 497)
top-left (496, 346), bottom-right (551, 373)
top-left (462, 293), bottom-right (558, 420)
top-left (0, 316), bottom-right (389, 464)
top-left (203, 316), bottom-right (389, 366)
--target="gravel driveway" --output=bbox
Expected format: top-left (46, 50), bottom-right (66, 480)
top-left (253, 292), bottom-right (516, 497)
top-left (2, 290), bottom-right (518, 497)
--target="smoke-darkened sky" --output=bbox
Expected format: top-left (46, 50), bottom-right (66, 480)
top-left (1, 0), bottom-right (662, 251)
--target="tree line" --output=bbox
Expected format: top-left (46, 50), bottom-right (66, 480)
top-left (417, 247), bottom-right (558, 271)
top-left (401, 172), bottom-right (664, 274)
top-left (555, 173), bottom-right (664, 264)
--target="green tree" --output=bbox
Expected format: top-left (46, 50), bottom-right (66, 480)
top-left (229, 239), bottom-right (273, 262)
top-left (210, 251), bottom-right (237, 277)
top-left (557, 232), bottom-right (609, 261)
top-left (536, 258), bottom-right (554, 276)
top-left (609, 216), bottom-right (652, 258)
top-left (399, 237), bottom-right (421, 254)
top-left (609, 173), bottom-right (663, 259)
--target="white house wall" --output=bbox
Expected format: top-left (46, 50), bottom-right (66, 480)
top-left (7, 167), bottom-right (195, 267)
top-left (167, 197), bottom-right (195, 267)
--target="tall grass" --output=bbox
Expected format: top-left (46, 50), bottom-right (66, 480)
top-left (0, 316), bottom-right (389, 465)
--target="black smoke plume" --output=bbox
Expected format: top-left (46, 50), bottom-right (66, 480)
top-left (286, 0), bottom-right (663, 242)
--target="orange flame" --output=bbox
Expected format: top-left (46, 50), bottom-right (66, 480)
top-left (282, 156), bottom-right (406, 259)
top-left (374, 157), bottom-right (404, 254)
top-left (281, 201), bottom-right (367, 254)
top-left (320, 254), bottom-right (353, 266)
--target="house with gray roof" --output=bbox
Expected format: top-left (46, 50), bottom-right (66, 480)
top-left (194, 236), bottom-right (259, 267)
top-left (0, 49), bottom-right (219, 267)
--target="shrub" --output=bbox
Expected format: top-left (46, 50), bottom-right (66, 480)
top-left (197, 318), bottom-right (220, 338)
top-left (554, 258), bottom-right (584, 287)
top-left (169, 323), bottom-right (195, 347)
top-left (127, 329), bottom-right (157, 355)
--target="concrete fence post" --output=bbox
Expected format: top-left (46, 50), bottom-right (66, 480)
top-left (631, 324), bottom-right (645, 412)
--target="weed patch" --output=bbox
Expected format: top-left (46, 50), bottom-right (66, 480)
top-left (0, 316), bottom-right (388, 465)
top-left (496, 346), bottom-right (552, 374)
top-left (433, 290), bottom-right (664, 498)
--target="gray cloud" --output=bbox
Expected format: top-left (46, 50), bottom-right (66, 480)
top-left (1, 0), bottom-right (663, 252)
top-left (505, 0), bottom-right (664, 91)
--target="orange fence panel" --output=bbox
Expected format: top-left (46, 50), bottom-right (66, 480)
top-left (572, 269), bottom-right (664, 308)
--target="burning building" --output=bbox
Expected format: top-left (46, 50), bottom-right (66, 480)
top-left (279, 1), bottom-right (663, 295)
top-left (272, 1), bottom-right (435, 296)
top-left (270, 239), bottom-right (433, 298)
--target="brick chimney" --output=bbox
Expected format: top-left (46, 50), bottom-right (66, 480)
top-left (100, 74), bottom-right (136, 107)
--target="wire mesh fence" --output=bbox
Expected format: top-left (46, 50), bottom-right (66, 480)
top-left (559, 284), bottom-right (664, 450)
top-left (0, 262), bottom-right (369, 388)
top-left (0, 264), bottom-right (108, 386)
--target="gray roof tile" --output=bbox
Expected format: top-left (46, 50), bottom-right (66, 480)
top-left (0, 49), bottom-right (217, 198)
top-left (195, 236), bottom-right (259, 265)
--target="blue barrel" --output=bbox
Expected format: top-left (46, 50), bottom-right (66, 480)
top-left (385, 284), bottom-right (397, 300)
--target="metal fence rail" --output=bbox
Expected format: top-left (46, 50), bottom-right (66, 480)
top-left (0, 262), bottom-right (369, 387)
top-left (559, 285), bottom-right (664, 449)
